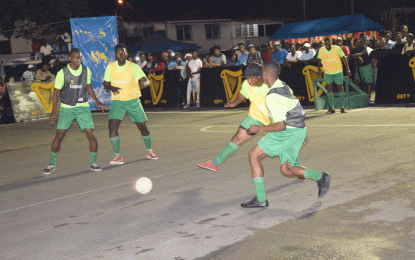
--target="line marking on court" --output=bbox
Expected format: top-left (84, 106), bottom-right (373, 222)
top-left (0, 167), bottom-right (196, 214)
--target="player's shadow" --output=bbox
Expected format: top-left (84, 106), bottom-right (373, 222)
top-left (0, 158), bottom-right (149, 192)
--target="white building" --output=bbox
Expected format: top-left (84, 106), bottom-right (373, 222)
top-left (124, 18), bottom-right (284, 54)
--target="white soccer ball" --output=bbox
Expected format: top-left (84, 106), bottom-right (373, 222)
top-left (135, 177), bottom-right (153, 194)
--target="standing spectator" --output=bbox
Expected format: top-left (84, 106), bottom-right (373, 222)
top-left (392, 33), bottom-right (405, 55)
top-left (40, 40), bottom-right (54, 64)
top-left (335, 37), bottom-right (350, 57)
top-left (211, 46), bottom-right (226, 67)
top-left (184, 50), bottom-right (203, 108)
top-left (384, 31), bottom-right (395, 49)
top-left (22, 65), bottom-right (36, 81)
top-left (136, 52), bottom-right (147, 69)
top-left (401, 25), bottom-right (409, 42)
top-left (262, 42), bottom-right (273, 63)
top-left (246, 44), bottom-right (263, 65)
top-left (349, 38), bottom-right (373, 91)
top-left (299, 43), bottom-right (316, 62)
top-left (50, 59), bottom-right (63, 75)
top-left (283, 44), bottom-right (301, 67)
top-left (237, 43), bottom-right (249, 65)
top-left (36, 63), bottom-right (55, 82)
top-left (317, 37), bottom-right (351, 114)
top-left (31, 37), bottom-right (41, 53)
top-left (362, 36), bottom-right (373, 55)
top-left (204, 56), bottom-right (214, 68)
top-left (402, 33), bottom-right (415, 56)
top-left (271, 41), bottom-right (288, 65)
top-left (226, 53), bottom-right (240, 66)
top-left (369, 37), bottom-right (392, 104)
top-left (168, 57), bottom-right (187, 108)
top-left (143, 53), bottom-right (158, 75)
top-left (150, 53), bottom-right (168, 75)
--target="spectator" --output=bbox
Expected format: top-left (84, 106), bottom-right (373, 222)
top-left (184, 50), bottom-right (203, 108)
top-left (36, 63), bottom-right (55, 82)
top-left (284, 44), bottom-right (302, 65)
top-left (392, 33), bottom-right (405, 55)
top-left (22, 65), bottom-right (36, 81)
top-left (369, 37), bottom-right (392, 104)
top-left (262, 42), bottom-right (273, 63)
top-left (50, 59), bottom-right (63, 75)
top-left (271, 41), bottom-right (288, 65)
top-left (226, 53), bottom-right (240, 66)
top-left (384, 31), bottom-right (395, 49)
top-left (136, 52), bottom-right (147, 69)
top-left (363, 36), bottom-right (373, 55)
top-left (203, 56), bottom-right (214, 68)
top-left (372, 39), bottom-right (380, 50)
top-left (246, 44), bottom-right (263, 65)
top-left (283, 41), bottom-right (291, 51)
top-left (0, 76), bottom-right (6, 97)
top-left (236, 43), bottom-right (249, 65)
top-left (295, 43), bottom-right (303, 52)
top-left (401, 25), bottom-right (409, 42)
top-left (168, 57), bottom-right (186, 107)
top-left (335, 37), bottom-right (350, 57)
top-left (402, 33), bottom-right (415, 56)
top-left (40, 39), bottom-right (54, 64)
top-left (349, 38), bottom-right (373, 91)
top-left (143, 53), bottom-right (157, 75)
top-left (0, 76), bottom-right (7, 113)
top-left (31, 37), bottom-right (41, 53)
top-left (211, 45), bottom-right (226, 67)
top-left (299, 42), bottom-right (316, 62)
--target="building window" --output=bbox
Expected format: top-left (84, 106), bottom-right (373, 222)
top-left (205, 24), bottom-right (220, 39)
top-left (235, 24), bottom-right (258, 38)
top-left (176, 25), bottom-right (192, 41)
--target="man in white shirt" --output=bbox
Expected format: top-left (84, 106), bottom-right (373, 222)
top-left (184, 50), bottom-right (203, 108)
top-left (299, 43), bottom-right (316, 61)
top-left (22, 65), bottom-right (36, 81)
top-left (40, 40), bottom-right (54, 64)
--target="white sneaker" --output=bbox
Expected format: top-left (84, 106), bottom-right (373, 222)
top-left (196, 103), bottom-right (200, 108)
top-left (183, 104), bottom-right (189, 108)
top-left (43, 164), bottom-right (55, 175)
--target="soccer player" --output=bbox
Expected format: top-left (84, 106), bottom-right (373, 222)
top-left (43, 48), bottom-right (108, 174)
top-left (317, 37), bottom-right (351, 114)
top-left (104, 44), bottom-right (158, 164)
top-left (241, 61), bottom-right (330, 208)
top-left (197, 63), bottom-right (270, 172)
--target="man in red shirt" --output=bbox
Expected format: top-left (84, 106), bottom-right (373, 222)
top-left (262, 42), bottom-right (272, 63)
top-left (31, 37), bottom-right (41, 53)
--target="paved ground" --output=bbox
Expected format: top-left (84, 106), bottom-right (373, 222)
top-left (1, 106), bottom-right (415, 260)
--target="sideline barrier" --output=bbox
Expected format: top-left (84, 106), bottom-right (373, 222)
top-left (313, 77), bottom-right (369, 110)
top-left (7, 80), bottom-right (60, 123)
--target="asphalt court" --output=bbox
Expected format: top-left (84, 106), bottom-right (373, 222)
top-left (1, 106), bottom-right (415, 259)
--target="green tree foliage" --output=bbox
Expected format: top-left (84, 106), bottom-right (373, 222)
top-left (0, 0), bottom-right (90, 39)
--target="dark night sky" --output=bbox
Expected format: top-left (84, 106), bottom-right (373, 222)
top-left (88, 0), bottom-right (415, 28)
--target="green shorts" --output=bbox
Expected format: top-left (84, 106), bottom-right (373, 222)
top-left (325, 72), bottom-right (344, 85)
top-left (57, 106), bottom-right (94, 130)
top-left (108, 98), bottom-right (147, 122)
top-left (355, 64), bottom-right (374, 84)
top-left (257, 127), bottom-right (306, 166)
top-left (240, 115), bottom-right (263, 130)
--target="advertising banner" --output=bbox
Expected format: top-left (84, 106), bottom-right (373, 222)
top-left (70, 16), bottom-right (118, 110)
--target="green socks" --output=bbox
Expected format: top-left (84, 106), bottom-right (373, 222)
top-left (304, 169), bottom-right (323, 181)
top-left (90, 152), bottom-right (97, 165)
top-left (327, 92), bottom-right (334, 109)
top-left (50, 152), bottom-right (58, 166)
top-left (212, 141), bottom-right (239, 166)
top-left (142, 135), bottom-right (152, 150)
top-left (110, 136), bottom-right (120, 155)
top-left (339, 92), bottom-right (346, 108)
top-left (253, 177), bottom-right (267, 202)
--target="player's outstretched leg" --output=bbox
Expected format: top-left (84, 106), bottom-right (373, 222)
top-left (197, 127), bottom-right (252, 172)
top-left (280, 161), bottom-right (331, 198)
top-left (241, 145), bottom-right (269, 208)
top-left (43, 129), bottom-right (67, 175)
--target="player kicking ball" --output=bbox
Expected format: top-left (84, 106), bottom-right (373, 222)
top-left (197, 63), bottom-right (270, 172)
top-left (241, 61), bottom-right (330, 208)
top-left (43, 49), bottom-right (108, 174)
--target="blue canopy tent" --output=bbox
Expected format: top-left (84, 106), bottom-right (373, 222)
top-left (128, 33), bottom-right (197, 53)
top-left (269, 14), bottom-right (385, 40)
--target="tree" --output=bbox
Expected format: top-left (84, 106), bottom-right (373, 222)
top-left (0, 0), bottom-right (90, 40)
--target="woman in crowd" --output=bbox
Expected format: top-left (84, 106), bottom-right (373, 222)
top-left (246, 44), bottom-right (263, 65)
